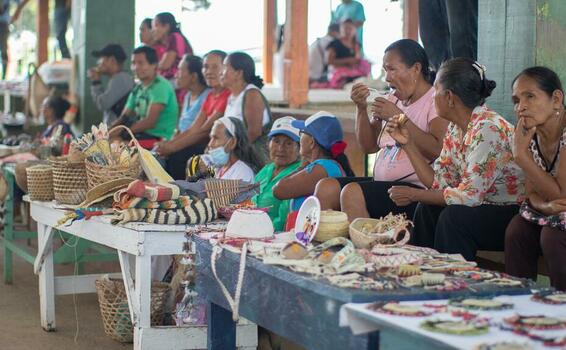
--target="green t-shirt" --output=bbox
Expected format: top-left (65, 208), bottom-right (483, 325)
top-left (125, 75), bottom-right (178, 140)
top-left (252, 160), bottom-right (301, 231)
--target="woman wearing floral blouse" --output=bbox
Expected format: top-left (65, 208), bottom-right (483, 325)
top-left (505, 66), bottom-right (566, 290)
top-left (386, 58), bottom-right (525, 261)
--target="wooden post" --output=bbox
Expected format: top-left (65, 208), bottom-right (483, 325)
top-left (283, 0), bottom-right (308, 108)
top-left (403, 0), bottom-right (419, 41)
top-left (36, 0), bottom-right (49, 65)
top-left (263, 0), bottom-right (276, 84)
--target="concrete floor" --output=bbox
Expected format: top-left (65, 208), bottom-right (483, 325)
top-left (0, 243), bottom-right (131, 350)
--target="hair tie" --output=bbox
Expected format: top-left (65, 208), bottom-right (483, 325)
top-left (330, 141), bottom-right (347, 158)
top-left (472, 61), bottom-right (487, 81)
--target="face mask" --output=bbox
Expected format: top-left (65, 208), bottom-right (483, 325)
top-left (206, 144), bottom-right (230, 167)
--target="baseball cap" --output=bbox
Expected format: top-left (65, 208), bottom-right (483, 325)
top-left (291, 111), bottom-right (343, 151)
top-left (92, 44), bottom-right (127, 63)
top-left (268, 116), bottom-right (300, 142)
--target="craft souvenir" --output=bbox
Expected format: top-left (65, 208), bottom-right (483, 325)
top-left (314, 210), bottom-right (349, 242)
top-left (420, 258), bottom-right (477, 272)
top-left (225, 209), bottom-right (274, 239)
top-left (397, 264), bottom-right (421, 277)
top-left (294, 196), bottom-right (320, 245)
top-left (474, 342), bottom-right (533, 350)
top-left (531, 290), bottom-right (566, 305)
top-left (310, 237), bottom-right (366, 274)
top-left (449, 297), bottom-right (513, 311)
top-left (367, 302), bottom-right (433, 317)
top-left (453, 270), bottom-right (498, 281)
top-left (483, 278), bottom-right (522, 287)
top-left (280, 242), bottom-right (309, 260)
top-left (325, 273), bottom-right (396, 290)
top-left (361, 246), bottom-right (422, 268)
top-left (349, 214), bottom-right (412, 249)
top-left (421, 272), bottom-right (445, 286)
top-left (504, 315), bottom-right (566, 330)
top-left (420, 319), bottom-right (489, 335)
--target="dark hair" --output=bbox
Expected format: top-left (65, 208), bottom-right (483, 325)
top-left (45, 96), bottom-right (70, 120)
top-left (513, 66), bottom-right (564, 104)
top-left (133, 45), bottom-right (158, 65)
top-left (223, 117), bottom-right (265, 172)
top-left (182, 55), bottom-right (206, 86)
top-left (385, 39), bottom-right (435, 84)
top-left (226, 52), bottom-right (264, 89)
top-left (154, 12), bottom-right (191, 51)
top-left (204, 49), bottom-right (227, 62)
top-left (437, 58), bottom-right (496, 109)
top-left (141, 18), bottom-right (152, 29)
top-left (315, 143), bottom-right (355, 177)
top-left (327, 23), bottom-right (340, 34)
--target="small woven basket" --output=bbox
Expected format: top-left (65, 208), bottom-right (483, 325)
top-left (203, 178), bottom-right (256, 208)
top-left (26, 165), bottom-right (54, 201)
top-left (95, 278), bottom-right (170, 343)
top-left (314, 210), bottom-right (350, 242)
top-left (51, 156), bottom-right (88, 205)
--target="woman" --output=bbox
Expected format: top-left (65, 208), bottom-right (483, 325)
top-left (152, 12), bottom-right (193, 81)
top-left (253, 116), bottom-right (301, 231)
top-left (273, 111), bottom-right (355, 212)
top-left (387, 58), bottom-right (524, 261)
top-left (139, 18), bottom-right (165, 58)
top-left (505, 66), bottom-right (566, 290)
top-left (321, 19), bottom-right (370, 89)
top-left (156, 50), bottom-right (231, 180)
top-left (221, 51), bottom-right (272, 163)
top-left (204, 116), bottom-right (264, 182)
top-left (315, 39), bottom-right (447, 221)
top-left (176, 55), bottom-right (210, 133)
top-left (40, 96), bottom-right (72, 139)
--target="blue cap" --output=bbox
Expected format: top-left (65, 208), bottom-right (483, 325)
top-left (268, 116), bottom-right (301, 142)
top-left (291, 111), bottom-right (343, 151)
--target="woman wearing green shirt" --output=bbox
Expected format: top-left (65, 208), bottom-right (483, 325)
top-left (253, 116), bottom-right (301, 231)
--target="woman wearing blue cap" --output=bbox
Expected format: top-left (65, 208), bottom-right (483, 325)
top-left (252, 117), bottom-right (302, 231)
top-left (273, 111), bottom-right (355, 212)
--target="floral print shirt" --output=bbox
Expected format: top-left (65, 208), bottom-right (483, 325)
top-left (431, 105), bottom-right (525, 206)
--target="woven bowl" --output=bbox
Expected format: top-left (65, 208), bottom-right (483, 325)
top-left (51, 157), bottom-right (88, 205)
top-left (26, 165), bottom-right (54, 201)
top-left (85, 158), bottom-right (142, 190)
top-left (313, 210), bottom-right (349, 242)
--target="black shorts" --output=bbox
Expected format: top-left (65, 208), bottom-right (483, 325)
top-left (336, 177), bottom-right (422, 219)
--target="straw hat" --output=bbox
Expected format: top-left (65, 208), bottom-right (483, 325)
top-left (79, 177), bottom-right (135, 208)
top-left (314, 210), bottom-right (349, 242)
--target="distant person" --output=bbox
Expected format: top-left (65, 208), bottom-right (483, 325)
top-left (309, 23), bottom-right (339, 83)
top-left (331, 0), bottom-right (365, 48)
top-left (419, 0), bottom-right (478, 71)
top-left (3, 0), bottom-right (31, 79)
top-left (152, 12), bottom-right (193, 81)
top-left (111, 46), bottom-right (178, 149)
top-left (139, 18), bottom-right (166, 63)
top-left (40, 96), bottom-right (72, 139)
top-left (88, 44), bottom-right (135, 124)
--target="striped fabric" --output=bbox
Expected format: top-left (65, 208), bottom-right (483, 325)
top-left (111, 198), bottom-right (217, 225)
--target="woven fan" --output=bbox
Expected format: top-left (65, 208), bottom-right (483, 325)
top-left (203, 179), bottom-right (258, 208)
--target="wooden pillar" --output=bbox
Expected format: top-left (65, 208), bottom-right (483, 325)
top-left (283, 0), bottom-right (308, 108)
top-left (37, 0), bottom-right (49, 65)
top-left (403, 0), bottom-right (419, 41)
top-left (263, 0), bottom-right (276, 84)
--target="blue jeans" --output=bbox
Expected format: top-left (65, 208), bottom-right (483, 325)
top-left (54, 7), bottom-right (70, 59)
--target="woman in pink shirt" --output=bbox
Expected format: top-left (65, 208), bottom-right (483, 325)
top-left (315, 39), bottom-right (448, 221)
top-left (152, 12), bottom-right (193, 81)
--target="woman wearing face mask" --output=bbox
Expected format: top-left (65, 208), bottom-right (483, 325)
top-left (505, 67), bottom-right (566, 290)
top-left (156, 50), bottom-right (230, 179)
top-left (315, 39), bottom-right (447, 221)
top-left (386, 58), bottom-right (524, 261)
top-left (205, 116), bottom-right (264, 182)
top-left (273, 111), bottom-right (355, 212)
top-left (253, 117), bottom-right (302, 231)
top-left (152, 12), bottom-right (193, 81)
top-left (221, 51), bottom-right (272, 163)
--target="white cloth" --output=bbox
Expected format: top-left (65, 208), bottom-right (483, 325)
top-left (308, 35), bottom-right (334, 81)
top-left (224, 84), bottom-right (270, 127)
top-left (217, 160), bottom-right (255, 183)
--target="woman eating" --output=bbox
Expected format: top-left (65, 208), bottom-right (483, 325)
top-left (386, 58), bottom-right (524, 261)
top-left (505, 66), bottom-right (566, 290)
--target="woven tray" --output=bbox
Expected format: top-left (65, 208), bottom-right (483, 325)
top-left (51, 157), bottom-right (88, 205)
top-left (203, 178), bottom-right (256, 208)
top-left (26, 165), bottom-right (54, 201)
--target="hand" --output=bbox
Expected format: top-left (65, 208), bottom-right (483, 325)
top-left (546, 198), bottom-right (566, 215)
top-left (385, 114), bottom-right (410, 146)
top-left (350, 82), bottom-right (369, 108)
top-left (388, 186), bottom-right (417, 207)
top-left (513, 117), bottom-right (536, 162)
top-left (155, 141), bottom-right (175, 157)
top-left (371, 97), bottom-right (403, 122)
top-left (87, 67), bottom-right (100, 81)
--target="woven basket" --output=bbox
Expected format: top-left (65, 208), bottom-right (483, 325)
top-left (350, 218), bottom-right (410, 249)
top-left (26, 165), bottom-right (54, 201)
top-left (314, 210), bottom-right (350, 242)
top-left (95, 278), bottom-right (170, 343)
top-left (85, 157), bottom-right (141, 190)
top-left (51, 157), bottom-right (88, 205)
top-left (203, 178), bottom-right (256, 208)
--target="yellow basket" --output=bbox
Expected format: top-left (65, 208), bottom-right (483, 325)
top-left (26, 165), bottom-right (54, 201)
top-left (313, 210), bottom-right (350, 242)
top-left (51, 156), bottom-right (88, 205)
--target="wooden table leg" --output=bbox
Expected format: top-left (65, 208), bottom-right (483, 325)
top-left (37, 223), bottom-right (56, 331)
top-left (207, 302), bottom-right (236, 350)
top-left (3, 169), bottom-right (14, 284)
top-left (133, 253), bottom-right (152, 350)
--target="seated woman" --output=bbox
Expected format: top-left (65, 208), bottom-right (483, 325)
top-left (505, 66), bottom-right (566, 290)
top-left (152, 12), bottom-right (193, 82)
top-left (253, 116), bottom-right (301, 231)
top-left (176, 55), bottom-right (210, 133)
top-left (205, 116), bottom-right (264, 182)
top-left (40, 96), bottom-right (73, 140)
top-left (317, 19), bottom-right (370, 89)
top-left (315, 39), bottom-right (447, 221)
top-left (221, 52), bottom-right (272, 163)
top-left (386, 58), bottom-right (524, 261)
top-left (156, 50), bottom-right (230, 179)
top-left (273, 111), bottom-right (355, 212)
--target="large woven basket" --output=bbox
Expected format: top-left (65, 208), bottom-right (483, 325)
top-left (50, 157), bottom-right (88, 205)
top-left (203, 178), bottom-right (256, 208)
top-left (26, 165), bottom-right (54, 201)
top-left (95, 278), bottom-right (170, 343)
top-left (314, 210), bottom-right (349, 242)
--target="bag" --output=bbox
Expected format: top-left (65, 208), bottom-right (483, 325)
top-left (241, 88), bottom-right (273, 165)
top-left (519, 201), bottom-right (566, 231)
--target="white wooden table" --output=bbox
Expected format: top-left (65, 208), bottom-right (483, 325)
top-left (29, 199), bottom-right (257, 350)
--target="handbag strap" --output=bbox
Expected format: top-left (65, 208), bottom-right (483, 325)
top-left (210, 242), bottom-right (248, 321)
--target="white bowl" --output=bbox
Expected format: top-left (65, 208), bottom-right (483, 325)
top-left (293, 196), bottom-right (321, 245)
top-left (226, 209), bottom-right (274, 239)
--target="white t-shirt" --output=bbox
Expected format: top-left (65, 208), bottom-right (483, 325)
top-left (216, 160), bottom-right (255, 183)
top-left (309, 35), bottom-right (334, 81)
top-left (224, 84), bottom-right (270, 127)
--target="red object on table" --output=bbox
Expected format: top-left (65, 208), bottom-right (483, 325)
top-left (62, 133), bottom-right (72, 155)
top-left (285, 211), bottom-right (299, 231)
